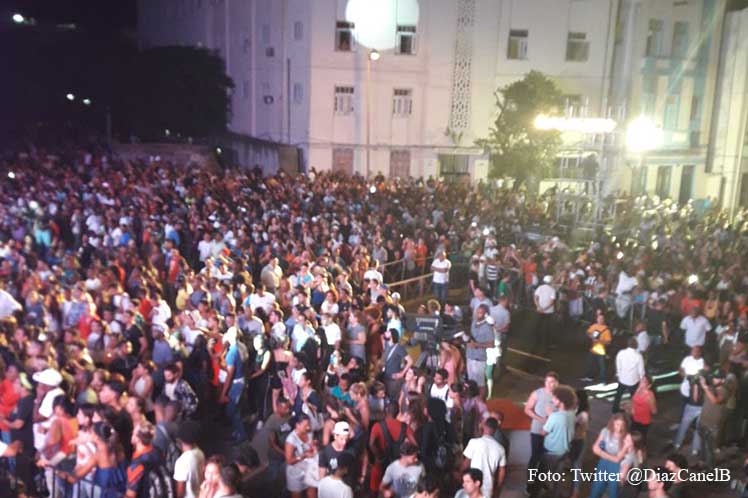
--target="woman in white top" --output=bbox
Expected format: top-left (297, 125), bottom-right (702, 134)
top-left (285, 414), bottom-right (318, 498)
top-left (129, 360), bottom-right (155, 414)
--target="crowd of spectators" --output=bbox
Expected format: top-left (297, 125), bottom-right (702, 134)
top-left (1, 146), bottom-right (748, 498)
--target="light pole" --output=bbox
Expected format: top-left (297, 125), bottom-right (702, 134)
top-left (365, 49), bottom-right (380, 178)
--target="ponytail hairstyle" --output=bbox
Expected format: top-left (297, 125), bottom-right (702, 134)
top-left (92, 421), bottom-right (117, 447)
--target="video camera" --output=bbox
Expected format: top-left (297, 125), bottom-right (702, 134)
top-left (404, 313), bottom-right (466, 351)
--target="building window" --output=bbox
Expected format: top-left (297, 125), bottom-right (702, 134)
top-left (672, 21), bottom-right (689, 58)
top-left (645, 19), bottom-right (664, 57)
top-left (294, 21), bottom-right (303, 41)
top-left (690, 95), bottom-right (700, 121)
top-left (266, 47), bottom-right (275, 57)
top-left (507, 30), bottom-right (528, 60)
top-left (293, 83), bottom-right (304, 104)
top-left (334, 86), bottom-right (354, 115)
top-left (393, 89), bottom-right (413, 116)
top-left (655, 166), bottom-right (672, 198)
top-left (565, 32), bottom-right (589, 62)
top-left (262, 24), bottom-right (271, 45)
top-left (397, 25), bottom-right (417, 55)
top-left (664, 95), bottom-right (679, 130)
top-left (336, 21), bottom-right (354, 51)
top-left (439, 154), bottom-right (470, 176)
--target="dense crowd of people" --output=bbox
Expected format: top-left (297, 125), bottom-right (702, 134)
top-left (1, 146), bottom-right (748, 498)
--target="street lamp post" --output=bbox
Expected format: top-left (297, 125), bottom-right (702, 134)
top-left (365, 49), bottom-right (380, 178)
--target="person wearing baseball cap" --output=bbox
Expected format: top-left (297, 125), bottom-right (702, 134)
top-left (32, 368), bottom-right (65, 452)
top-left (318, 421), bottom-right (357, 483)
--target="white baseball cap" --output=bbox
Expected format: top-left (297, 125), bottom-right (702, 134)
top-left (333, 421), bottom-right (351, 436)
top-left (32, 368), bottom-right (63, 387)
top-left (543, 275), bottom-right (553, 284)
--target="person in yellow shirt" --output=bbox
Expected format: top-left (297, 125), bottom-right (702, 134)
top-left (582, 311), bottom-right (612, 383)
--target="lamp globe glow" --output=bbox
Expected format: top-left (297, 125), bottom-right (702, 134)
top-left (369, 49), bottom-right (380, 61)
top-left (626, 116), bottom-right (663, 153)
top-left (345, 0), bottom-right (419, 50)
top-left (12, 13), bottom-right (25, 24)
top-left (66, 93), bottom-right (75, 101)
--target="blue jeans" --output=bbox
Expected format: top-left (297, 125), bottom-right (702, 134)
top-left (227, 379), bottom-right (246, 440)
top-left (1, 431), bottom-right (14, 472)
top-left (433, 282), bottom-right (448, 304)
top-left (586, 353), bottom-right (606, 382)
top-left (589, 456), bottom-right (621, 498)
top-left (674, 403), bottom-right (702, 451)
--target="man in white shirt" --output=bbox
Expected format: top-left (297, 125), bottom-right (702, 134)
top-left (680, 306), bottom-right (711, 348)
top-left (322, 313), bottom-right (342, 350)
top-left (197, 233), bottom-right (213, 263)
top-left (612, 338), bottom-right (645, 413)
top-left (615, 268), bottom-right (638, 319)
top-left (533, 276), bottom-right (556, 355)
top-left (247, 284), bottom-right (276, 315)
top-left (0, 287), bottom-right (22, 320)
top-left (173, 421), bottom-right (205, 498)
top-left (462, 417), bottom-right (506, 498)
top-left (431, 251), bottom-right (451, 305)
top-left (678, 346), bottom-right (706, 398)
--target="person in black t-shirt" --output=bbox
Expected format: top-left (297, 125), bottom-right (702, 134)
top-left (2, 372), bottom-right (36, 493)
top-left (319, 422), bottom-right (357, 473)
top-left (646, 298), bottom-right (670, 345)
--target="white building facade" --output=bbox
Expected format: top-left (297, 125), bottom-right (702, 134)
top-left (137, 0), bottom-right (617, 179)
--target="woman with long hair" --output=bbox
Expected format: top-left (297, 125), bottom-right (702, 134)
top-left (128, 360), bottom-right (155, 416)
top-left (588, 413), bottom-right (633, 498)
top-left (628, 375), bottom-right (657, 441)
top-left (285, 414), bottom-right (318, 498)
top-left (62, 422), bottom-right (126, 498)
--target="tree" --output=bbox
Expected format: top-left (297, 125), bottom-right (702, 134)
top-left (115, 46), bottom-right (233, 139)
top-left (477, 71), bottom-right (564, 182)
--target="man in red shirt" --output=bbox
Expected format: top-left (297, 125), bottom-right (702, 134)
top-left (368, 403), bottom-right (417, 494)
top-left (0, 363), bottom-right (20, 435)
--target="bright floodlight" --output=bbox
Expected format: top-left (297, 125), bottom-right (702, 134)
top-left (82, 98), bottom-right (91, 106)
top-left (12, 13), bottom-right (25, 24)
top-left (534, 115), bottom-right (617, 134)
top-left (345, 0), bottom-right (419, 50)
top-left (66, 93), bottom-right (75, 101)
top-left (7, 172), bottom-right (15, 179)
top-left (626, 116), bottom-right (663, 153)
top-left (369, 49), bottom-right (380, 61)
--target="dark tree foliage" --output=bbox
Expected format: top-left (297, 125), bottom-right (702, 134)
top-left (115, 46), bottom-right (234, 140)
top-left (476, 71), bottom-right (564, 182)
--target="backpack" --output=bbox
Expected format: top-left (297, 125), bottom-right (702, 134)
top-left (156, 424), bottom-right (180, 477)
top-left (143, 463), bottom-right (175, 498)
top-left (432, 425), bottom-right (453, 471)
top-left (380, 421), bottom-right (407, 468)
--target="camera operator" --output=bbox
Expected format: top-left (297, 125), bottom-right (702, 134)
top-left (696, 362), bottom-right (736, 469)
top-left (467, 304), bottom-right (495, 400)
top-left (672, 346), bottom-right (707, 454)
